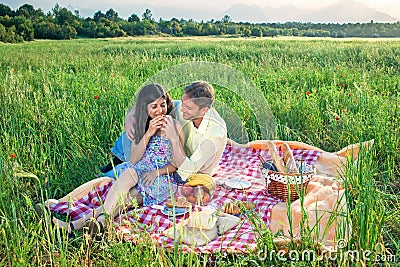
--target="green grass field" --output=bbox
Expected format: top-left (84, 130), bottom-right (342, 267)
top-left (0, 37), bottom-right (399, 266)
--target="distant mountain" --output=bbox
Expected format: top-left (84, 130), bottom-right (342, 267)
top-left (223, 0), bottom-right (398, 23)
top-left (222, 4), bottom-right (267, 23)
top-left (65, 0), bottom-right (398, 23)
top-left (67, 3), bottom-right (220, 22)
top-left (262, 4), bottom-right (305, 23)
top-left (313, 0), bottom-right (398, 23)
top-left (149, 6), bottom-right (220, 22)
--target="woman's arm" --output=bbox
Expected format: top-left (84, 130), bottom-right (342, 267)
top-left (130, 116), bottom-right (165, 164)
top-left (129, 132), bottom-right (152, 165)
top-left (141, 119), bottom-right (185, 186)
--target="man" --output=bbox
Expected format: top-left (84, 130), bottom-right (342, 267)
top-left (102, 80), bottom-right (227, 182)
top-left (163, 80), bottom-right (227, 181)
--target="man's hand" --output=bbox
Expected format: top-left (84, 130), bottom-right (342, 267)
top-left (141, 170), bottom-right (158, 187)
top-left (162, 115), bottom-right (179, 142)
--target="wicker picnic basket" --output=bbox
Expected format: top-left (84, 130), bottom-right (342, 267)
top-left (260, 161), bottom-right (316, 202)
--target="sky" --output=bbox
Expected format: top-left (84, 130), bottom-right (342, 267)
top-left (1, 0), bottom-right (399, 21)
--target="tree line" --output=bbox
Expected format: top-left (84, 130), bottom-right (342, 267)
top-left (1, 3), bottom-right (399, 43)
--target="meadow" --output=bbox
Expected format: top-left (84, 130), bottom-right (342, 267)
top-left (0, 36), bottom-right (399, 266)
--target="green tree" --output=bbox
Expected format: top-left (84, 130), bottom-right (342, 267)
top-left (128, 13), bottom-right (140, 22)
top-left (16, 4), bottom-right (36, 19)
top-left (221, 15), bottom-right (232, 23)
top-left (141, 19), bottom-right (156, 34)
top-left (60, 24), bottom-right (77, 39)
top-left (292, 28), bottom-right (300, 36)
top-left (182, 21), bottom-right (201, 35)
top-left (170, 20), bottom-right (182, 36)
top-left (202, 22), bottom-right (219, 35)
top-left (226, 25), bottom-right (237, 34)
top-left (93, 10), bottom-right (105, 22)
top-left (105, 8), bottom-right (119, 22)
top-left (142, 8), bottom-right (153, 21)
top-left (0, 3), bottom-right (12, 17)
top-left (53, 6), bottom-right (77, 26)
top-left (120, 20), bottom-right (145, 36)
top-left (0, 23), bottom-right (7, 42)
top-left (241, 26), bottom-right (251, 37)
top-left (5, 25), bottom-right (21, 42)
top-left (34, 21), bottom-right (60, 39)
top-left (0, 14), bottom-right (12, 27)
top-left (130, 22), bottom-right (145, 35)
top-left (251, 26), bottom-right (262, 37)
top-left (81, 19), bottom-right (97, 37)
top-left (12, 15), bottom-right (34, 41)
top-left (157, 19), bottom-right (170, 34)
top-left (264, 27), bottom-right (278, 37)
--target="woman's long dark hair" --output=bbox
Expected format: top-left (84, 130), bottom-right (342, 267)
top-left (133, 84), bottom-right (174, 144)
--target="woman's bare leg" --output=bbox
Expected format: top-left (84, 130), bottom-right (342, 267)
top-left (101, 167), bottom-right (139, 217)
top-left (53, 167), bottom-right (139, 232)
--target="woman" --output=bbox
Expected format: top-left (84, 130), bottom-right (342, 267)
top-left (52, 84), bottom-right (184, 234)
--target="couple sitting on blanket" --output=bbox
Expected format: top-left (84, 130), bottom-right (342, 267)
top-left (50, 81), bottom-right (228, 234)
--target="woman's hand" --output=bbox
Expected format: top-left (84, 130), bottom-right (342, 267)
top-left (146, 116), bottom-right (165, 137)
top-left (142, 170), bottom-right (159, 187)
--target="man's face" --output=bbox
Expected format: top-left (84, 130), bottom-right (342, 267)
top-left (181, 93), bottom-right (207, 121)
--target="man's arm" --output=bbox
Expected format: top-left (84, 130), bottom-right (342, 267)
top-left (175, 138), bottom-right (220, 180)
top-left (141, 164), bottom-right (177, 186)
top-left (163, 115), bottom-right (225, 181)
top-left (163, 115), bottom-right (187, 167)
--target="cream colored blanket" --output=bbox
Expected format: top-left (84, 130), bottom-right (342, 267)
top-left (239, 139), bottom-right (374, 250)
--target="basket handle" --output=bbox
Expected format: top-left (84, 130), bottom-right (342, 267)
top-left (258, 155), bottom-right (266, 163)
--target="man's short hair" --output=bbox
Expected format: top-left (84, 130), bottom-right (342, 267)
top-left (184, 81), bottom-right (214, 109)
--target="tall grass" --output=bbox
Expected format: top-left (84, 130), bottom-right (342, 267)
top-left (340, 145), bottom-right (386, 266)
top-left (0, 37), bottom-right (399, 266)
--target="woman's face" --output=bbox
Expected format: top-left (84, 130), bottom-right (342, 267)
top-left (147, 97), bottom-right (167, 119)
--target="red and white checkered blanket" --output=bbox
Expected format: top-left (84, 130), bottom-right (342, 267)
top-left (50, 143), bottom-right (321, 253)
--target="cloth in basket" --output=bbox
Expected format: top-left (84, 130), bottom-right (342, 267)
top-left (260, 161), bottom-right (316, 202)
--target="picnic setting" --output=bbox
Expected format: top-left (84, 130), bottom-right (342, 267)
top-left (44, 138), bottom-right (368, 254)
top-left (2, 34), bottom-right (399, 266)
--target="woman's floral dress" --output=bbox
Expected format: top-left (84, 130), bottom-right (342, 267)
top-left (131, 134), bottom-right (174, 206)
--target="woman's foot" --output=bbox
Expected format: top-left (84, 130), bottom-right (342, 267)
top-left (83, 214), bottom-right (105, 238)
top-left (52, 217), bottom-right (75, 233)
top-left (34, 203), bottom-right (50, 218)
